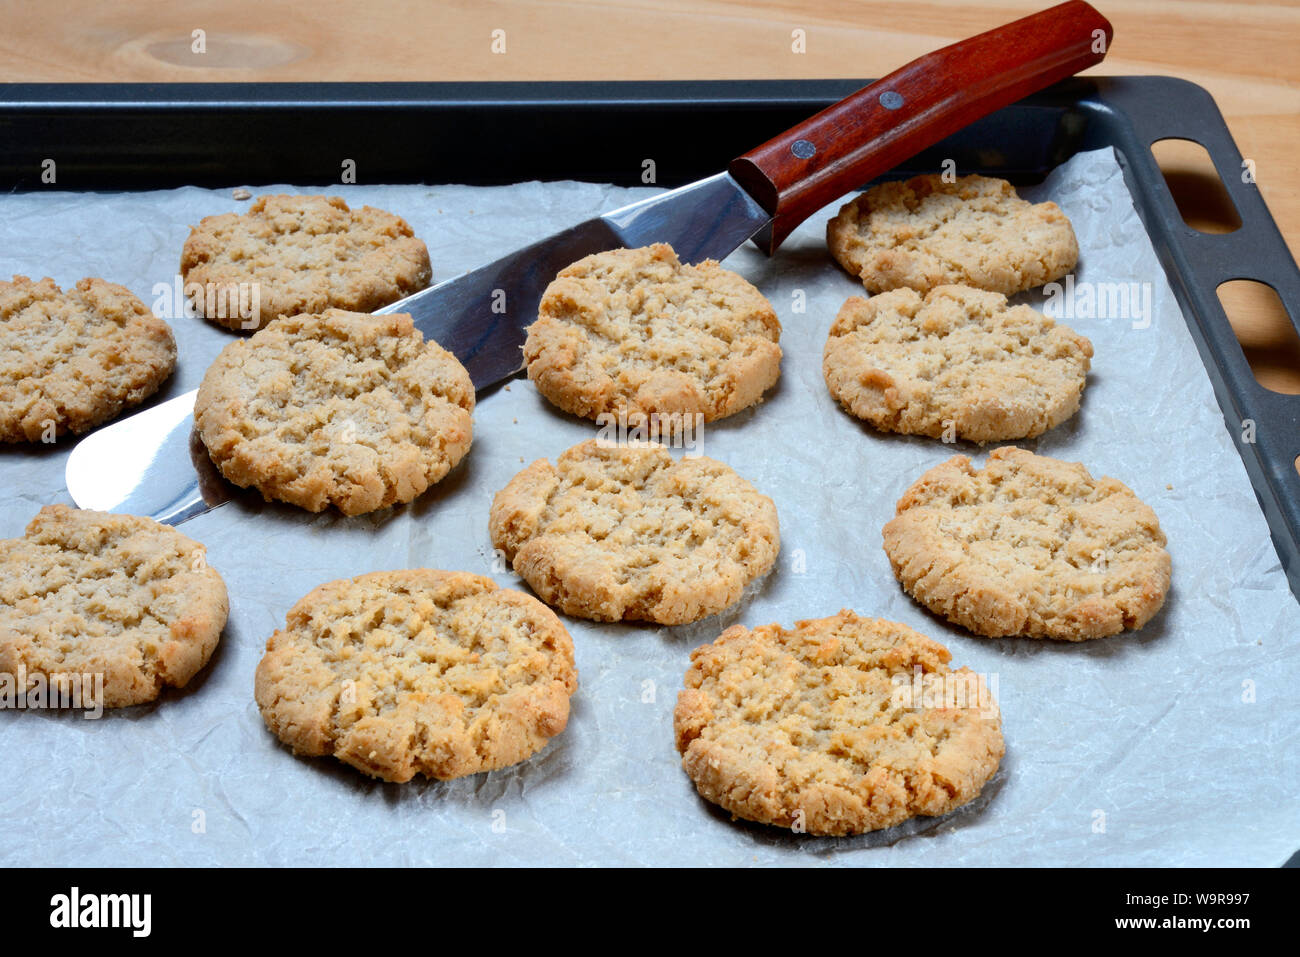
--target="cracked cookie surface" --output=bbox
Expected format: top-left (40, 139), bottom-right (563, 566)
top-left (523, 243), bottom-right (782, 424)
top-left (180, 194), bottom-right (431, 330)
top-left (489, 439), bottom-right (779, 625)
top-left (883, 447), bottom-right (1171, 639)
top-left (827, 174), bottom-right (1078, 295)
top-left (254, 569), bottom-right (578, 783)
top-left (823, 286), bottom-right (1093, 442)
top-left (0, 276), bottom-right (176, 443)
top-left (674, 610), bottom-right (1004, 836)
top-left (194, 309), bottom-right (474, 516)
top-left (0, 505), bottom-right (228, 708)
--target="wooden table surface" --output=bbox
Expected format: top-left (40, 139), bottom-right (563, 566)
top-left (4, 0), bottom-right (1299, 393)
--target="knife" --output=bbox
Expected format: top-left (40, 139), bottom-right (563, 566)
top-left (65, 0), bottom-right (1111, 524)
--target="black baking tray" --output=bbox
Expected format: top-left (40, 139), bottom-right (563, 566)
top-left (1, 77), bottom-right (1298, 601)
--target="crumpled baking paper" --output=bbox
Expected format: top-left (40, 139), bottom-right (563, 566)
top-left (2, 148), bottom-right (1297, 866)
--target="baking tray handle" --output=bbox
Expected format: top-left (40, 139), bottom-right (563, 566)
top-left (1097, 76), bottom-right (1300, 601)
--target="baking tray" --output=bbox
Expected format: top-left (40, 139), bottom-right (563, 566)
top-left (1, 79), bottom-right (1298, 871)
top-left (1, 76), bottom-right (1296, 603)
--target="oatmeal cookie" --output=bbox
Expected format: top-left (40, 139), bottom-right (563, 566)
top-left (823, 285), bottom-right (1092, 442)
top-left (254, 569), bottom-right (577, 783)
top-left (827, 174), bottom-right (1078, 295)
top-left (0, 505), bottom-right (228, 708)
top-left (0, 276), bottom-right (175, 443)
top-left (194, 309), bottom-right (473, 515)
top-left (523, 243), bottom-right (781, 424)
top-left (489, 439), bottom-right (779, 625)
top-left (179, 194), bottom-right (431, 330)
top-left (882, 447), bottom-right (1171, 639)
top-left (674, 610), bottom-right (1004, 835)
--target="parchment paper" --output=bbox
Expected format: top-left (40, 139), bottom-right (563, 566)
top-left (2, 149), bottom-right (1298, 867)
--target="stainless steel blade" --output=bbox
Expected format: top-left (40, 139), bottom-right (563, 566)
top-left (63, 387), bottom-right (226, 524)
top-left (63, 173), bottom-right (772, 524)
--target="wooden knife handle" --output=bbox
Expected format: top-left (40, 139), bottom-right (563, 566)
top-left (729, 0), bottom-right (1113, 252)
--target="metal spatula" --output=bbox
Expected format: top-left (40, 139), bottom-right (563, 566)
top-left (65, 1), bottom-right (1111, 524)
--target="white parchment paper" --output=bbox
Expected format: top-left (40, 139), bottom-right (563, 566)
top-left (2, 148), bottom-right (1297, 867)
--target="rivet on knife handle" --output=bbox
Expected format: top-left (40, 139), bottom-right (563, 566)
top-left (728, 0), bottom-right (1113, 253)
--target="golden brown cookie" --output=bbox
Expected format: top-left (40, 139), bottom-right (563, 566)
top-left (489, 439), bottom-right (779, 625)
top-left (0, 505), bottom-right (228, 709)
top-left (0, 276), bottom-right (176, 443)
top-left (254, 569), bottom-right (578, 783)
top-left (883, 447), bottom-right (1171, 640)
top-left (827, 174), bottom-right (1078, 295)
top-left (823, 286), bottom-right (1093, 442)
top-left (194, 309), bottom-right (474, 516)
top-left (180, 194), bottom-right (431, 331)
top-left (674, 610), bottom-right (1004, 836)
top-left (523, 243), bottom-right (782, 424)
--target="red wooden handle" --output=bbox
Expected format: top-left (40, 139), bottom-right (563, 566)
top-left (729, 0), bottom-right (1113, 252)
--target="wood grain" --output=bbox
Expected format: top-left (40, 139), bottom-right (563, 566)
top-left (2, 0), bottom-right (1298, 389)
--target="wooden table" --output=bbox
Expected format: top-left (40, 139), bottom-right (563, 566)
top-left (4, 0), bottom-right (1299, 392)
